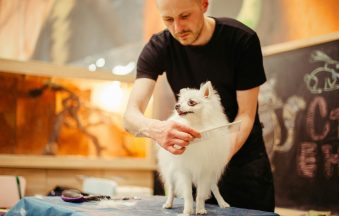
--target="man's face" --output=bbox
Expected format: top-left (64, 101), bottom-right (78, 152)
top-left (157, 0), bottom-right (207, 46)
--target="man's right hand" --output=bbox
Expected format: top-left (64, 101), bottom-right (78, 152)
top-left (149, 120), bottom-right (201, 155)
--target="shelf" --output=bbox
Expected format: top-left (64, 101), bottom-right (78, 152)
top-left (0, 58), bottom-right (135, 82)
top-left (262, 31), bottom-right (339, 56)
top-left (0, 154), bottom-right (156, 170)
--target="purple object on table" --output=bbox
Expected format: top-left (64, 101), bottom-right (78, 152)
top-left (61, 189), bottom-right (110, 203)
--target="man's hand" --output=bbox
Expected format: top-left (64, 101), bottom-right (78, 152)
top-left (149, 120), bottom-right (201, 155)
top-left (123, 79), bottom-right (201, 155)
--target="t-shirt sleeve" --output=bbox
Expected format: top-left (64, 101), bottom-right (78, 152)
top-left (235, 33), bottom-right (266, 90)
top-left (136, 35), bottom-right (166, 80)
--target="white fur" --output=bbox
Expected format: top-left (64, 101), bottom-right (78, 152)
top-left (157, 81), bottom-right (231, 215)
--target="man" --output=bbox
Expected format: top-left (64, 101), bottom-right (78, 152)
top-left (123, 0), bottom-right (275, 212)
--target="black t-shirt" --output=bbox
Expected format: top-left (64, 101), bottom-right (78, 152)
top-left (137, 17), bottom-right (267, 164)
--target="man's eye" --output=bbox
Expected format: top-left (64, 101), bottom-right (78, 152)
top-left (181, 14), bottom-right (190, 19)
top-left (164, 18), bottom-right (173, 23)
top-left (188, 99), bottom-right (197, 106)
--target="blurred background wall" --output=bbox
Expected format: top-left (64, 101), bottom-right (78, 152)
top-left (1, 0), bottom-right (339, 66)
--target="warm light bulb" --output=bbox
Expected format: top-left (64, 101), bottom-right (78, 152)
top-left (96, 58), bottom-right (106, 68)
top-left (88, 64), bottom-right (96, 72)
top-left (112, 61), bottom-right (135, 75)
top-left (91, 81), bottom-right (123, 112)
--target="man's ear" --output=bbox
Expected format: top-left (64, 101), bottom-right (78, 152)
top-left (201, 0), bottom-right (209, 12)
top-left (200, 81), bottom-right (213, 98)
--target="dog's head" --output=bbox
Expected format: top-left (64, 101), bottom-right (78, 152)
top-left (175, 81), bottom-right (222, 121)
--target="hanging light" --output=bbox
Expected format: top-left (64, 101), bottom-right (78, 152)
top-left (112, 61), bottom-right (135, 75)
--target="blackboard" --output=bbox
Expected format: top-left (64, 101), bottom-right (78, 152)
top-left (260, 33), bottom-right (339, 212)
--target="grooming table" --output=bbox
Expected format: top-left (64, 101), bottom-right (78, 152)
top-left (7, 196), bottom-right (278, 216)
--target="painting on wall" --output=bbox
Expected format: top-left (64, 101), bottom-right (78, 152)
top-left (0, 72), bottom-right (148, 158)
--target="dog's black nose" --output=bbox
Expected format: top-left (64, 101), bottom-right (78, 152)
top-left (175, 104), bottom-right (180, 111)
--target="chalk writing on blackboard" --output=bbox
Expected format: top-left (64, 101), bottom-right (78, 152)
top-left (278, 96), bottom-right (306, 152)
top-left (298, 95), bottom-right (339, 179)
top-left (259, 79), bottom-right (306, 171)
top-left (304, 51), bottom-right (339, 94)
top-left (259, 78), bottom-right (283, 165)
top-left (262, 35), bottom-right (339, 212)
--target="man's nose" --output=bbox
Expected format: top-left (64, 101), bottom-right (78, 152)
top-left (174, 20), bottom-right (183, 33)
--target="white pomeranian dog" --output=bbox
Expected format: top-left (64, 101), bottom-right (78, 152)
top-left (157, 81), bottom-right (233, 215)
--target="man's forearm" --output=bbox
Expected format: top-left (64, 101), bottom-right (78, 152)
top-left (232, 87), bottom-right (259, 156)
top-left (123, 108), bottom-right (161, 138)
top-left (124, 103), bottom-right (202, 156)
top-left (231, 114), bottom-right (255, 156)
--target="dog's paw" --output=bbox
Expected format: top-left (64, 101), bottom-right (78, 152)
top-left (182, 207), bottom-right (194, 215)
top-left (162, 202), bottom-right (173, 209)
top-left (196, 208), bottom-right (208, 215)
top-left (218, 200), bottom-right (230, 208)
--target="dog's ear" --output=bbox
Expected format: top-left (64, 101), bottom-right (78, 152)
top-left (200, 81), bottom-right (213, 98)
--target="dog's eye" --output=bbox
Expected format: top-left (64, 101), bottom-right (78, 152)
top-left (188, 99), bottom-right (197, 106)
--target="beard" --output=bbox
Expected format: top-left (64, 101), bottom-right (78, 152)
top-left (174, 24), bottom-right (203, 45)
